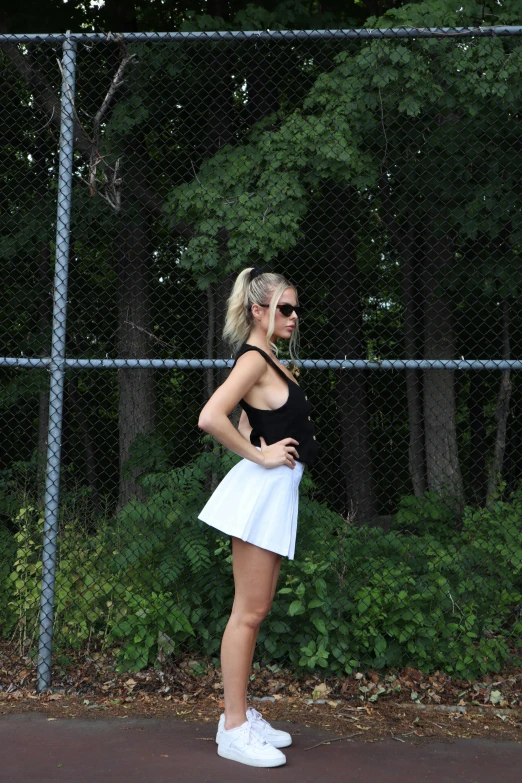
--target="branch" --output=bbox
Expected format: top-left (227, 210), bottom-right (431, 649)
top-left (0, 40), bottom-right (193, 236)
top-left (1, 41), bottom-right (92, 156)
top-left (304, 732), bottom-right (363, 751)
top-left (56, 55), bottom-right (95, 146)
top-left (90, 42), bottom-right (136, 201)
top-left (93, 48), bottom-right (136, 135)
top-left (123, 319), bottom-right (179, 351)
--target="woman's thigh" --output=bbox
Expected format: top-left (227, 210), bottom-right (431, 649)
top-left (231, 537), bottom-right (282, 618)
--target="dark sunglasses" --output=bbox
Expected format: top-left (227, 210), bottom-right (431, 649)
top-left (259, 303), bottom-right (303, 318)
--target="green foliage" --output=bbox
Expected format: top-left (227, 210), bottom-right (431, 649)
top-left (181, 1), bottom-right (337, 34)
top-left (0, 520), bottom-right (16, 629)
top-left (163, 0), bottom-right (522, 298)
top-left (4, 3), bottom-right (522, 529)
top-left (462, 496), bottom-right (522, 578)
top-left (281, 484), bottom-right (522, 676)
top-left (392, 491), bottom-right (458, 538)
top-left (2, 447), bottom-right (521, 678)
top-left (122, 432), bottom-right (170, 481)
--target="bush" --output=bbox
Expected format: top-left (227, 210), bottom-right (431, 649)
top-left (2, 448), bottom-right (521, 678)
top-left (0, 519), bottom-right (16, 630)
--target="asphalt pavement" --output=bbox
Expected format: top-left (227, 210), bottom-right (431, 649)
top-left (1, 713), bottom-right (521, 783)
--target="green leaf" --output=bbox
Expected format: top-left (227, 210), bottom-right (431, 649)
top-left (313, 617), bottom-right (328, 635)
top-left (288, 600), bottom-right (305, 617)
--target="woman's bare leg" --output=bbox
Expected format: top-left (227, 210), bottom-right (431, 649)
top-left (244, 555), bottom-right (282, 711)
top-left (221, 538), bottom-right (280, 730)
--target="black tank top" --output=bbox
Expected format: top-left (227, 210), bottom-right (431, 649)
top-left (232, 343), bottom-right (319, 467)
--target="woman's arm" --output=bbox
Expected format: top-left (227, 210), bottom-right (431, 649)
top-left (198, 352), bottom-right (266, 465)
top-left (238, 409), bottom-right (253, 442)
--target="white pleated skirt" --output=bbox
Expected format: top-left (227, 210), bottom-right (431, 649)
top-left (197, 447), bottom-right (305, 560)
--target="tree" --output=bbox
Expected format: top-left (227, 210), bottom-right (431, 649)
top-left (2, 0), bottom-right (522, 516)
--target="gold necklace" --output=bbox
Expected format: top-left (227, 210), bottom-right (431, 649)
top-left (287, 361), bottom-right (300, 379)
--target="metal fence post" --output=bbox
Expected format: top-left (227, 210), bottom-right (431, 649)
top-left (37, 33), bottom-right (77, 692)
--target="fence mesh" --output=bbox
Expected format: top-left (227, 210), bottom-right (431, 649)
top-left (1, 29), bottom-right (522, 696)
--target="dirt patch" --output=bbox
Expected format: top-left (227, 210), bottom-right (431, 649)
top-left (1, 642), bottom-right (521, 744)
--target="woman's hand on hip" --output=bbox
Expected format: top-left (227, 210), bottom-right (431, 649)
top-left (259, 436), bottom-right (299, 469)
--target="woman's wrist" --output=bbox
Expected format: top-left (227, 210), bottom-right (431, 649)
top-left (201, 416), bottom-right (263, 465)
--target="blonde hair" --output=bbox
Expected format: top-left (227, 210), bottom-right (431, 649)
top-left (223, 268), bottom-right (300, 359)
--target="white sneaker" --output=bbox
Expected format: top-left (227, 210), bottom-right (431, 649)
top-left (246, 707), bottom-right (293, 748)
top-left (216, 719), bottom-right (286, 767)
top-left (216, 709), bottom-right (293, 749)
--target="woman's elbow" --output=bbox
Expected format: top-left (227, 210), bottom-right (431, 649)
top-left (198, 407), bottom-right (220, 433)
top-left (198, 413), bottom-right (212, 432)
top-left (199, 403), bottom-right (230, 433)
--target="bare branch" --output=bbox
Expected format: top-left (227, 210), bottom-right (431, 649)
top-left (123, 319), bottom-right (179, 351)
top-left (33, 105), bottom-right (56, 134)
top-left (90, 42), bottom-right (136, 202)
top-left (0, 41), bottom-right (92, 155)
top-left (93, 54), bottom-right (136, 134)
top-left (55, 56), bottom-right (94, 145)
top-left (304, 732), bottom-right (363, 751)
top-left (1, 40), bottom-right (193, 236)
top-left (89, 41), bottom-right (136, 205)
top-left (79, 176), bottom-right (118, 210)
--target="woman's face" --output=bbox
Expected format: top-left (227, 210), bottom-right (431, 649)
top-left (252, 286), bottom-right (299, 340)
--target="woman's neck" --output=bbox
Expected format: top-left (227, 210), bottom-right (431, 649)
top-left (247, 333), bottom-right (274, 355)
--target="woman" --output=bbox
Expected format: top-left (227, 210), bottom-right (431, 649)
top-left (197, 266), bottom-right (319, 767)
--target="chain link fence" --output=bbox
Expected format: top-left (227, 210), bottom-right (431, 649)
top-left (1, 27), bottom-right (522, 693)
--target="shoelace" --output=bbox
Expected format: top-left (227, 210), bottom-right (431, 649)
top-left (239, 720), bottom-right (268, 748)
top-left (247, 707), bottom-right (271, 729)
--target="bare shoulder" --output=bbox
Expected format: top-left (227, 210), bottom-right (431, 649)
top-left (229, 351), bottom-right (267, 390)
top-left (233, 349), bottom-right (267, 376)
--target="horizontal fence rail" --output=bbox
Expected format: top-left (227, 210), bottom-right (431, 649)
top-left (2, 27), bottom-right (522, 44)
top-left (4, 358), bottom-right (522, 370)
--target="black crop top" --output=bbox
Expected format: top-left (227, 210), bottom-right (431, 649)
top-left (232, 343), bottom-right (319, 467)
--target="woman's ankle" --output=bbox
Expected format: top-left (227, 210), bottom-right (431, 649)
top-left (224, 712), bottom-right (248, 731)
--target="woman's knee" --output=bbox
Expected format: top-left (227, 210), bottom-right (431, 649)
top-left (232, 602), bottom-right (272, 630)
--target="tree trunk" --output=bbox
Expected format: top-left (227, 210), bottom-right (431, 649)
top-left (34, 125), bottom-right (53, 504)
top-left (328, 185), bottom-right (375, 524)
top-left (421, 230), bottom-right (464, 507)
top-left (201, 31), bottom-right (277, 423)
top-left (486, 300), bottom-right (512, 505)
top-left (68, 374), bottom-right (102, 515)
top-left (245, 49), bottom-right (279, 127)
top-left (401, 220), bottom-right (427, 497)
top-left (468, 373), bottom-right (486, 506)
top-left (379, 176), bottom-right (426, 497)
top-left (206, 271), bottom-right (236, 491)
top-left (37, 241), bottom-right (52, 505)
top-left (206, 283), bottom-right (216, 400)
top-left (204, 45), bottom-right (236, 159)
top-left (503, 397), bottom-right (522, 493)
top-left (116, 216), bottom-right (157, 509)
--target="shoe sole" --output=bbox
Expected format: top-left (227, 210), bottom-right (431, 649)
top-left (272, 737), bottom-right (292, 748)
top-left (217, 746), bottom-right (286, 767)
top-left (216, 731), bottom-right (292, 749)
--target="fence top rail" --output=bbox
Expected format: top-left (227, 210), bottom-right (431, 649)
top-left (2, 26), bottom-right (522, 44)
top-left (2, 357), bottom-right (522, 371)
